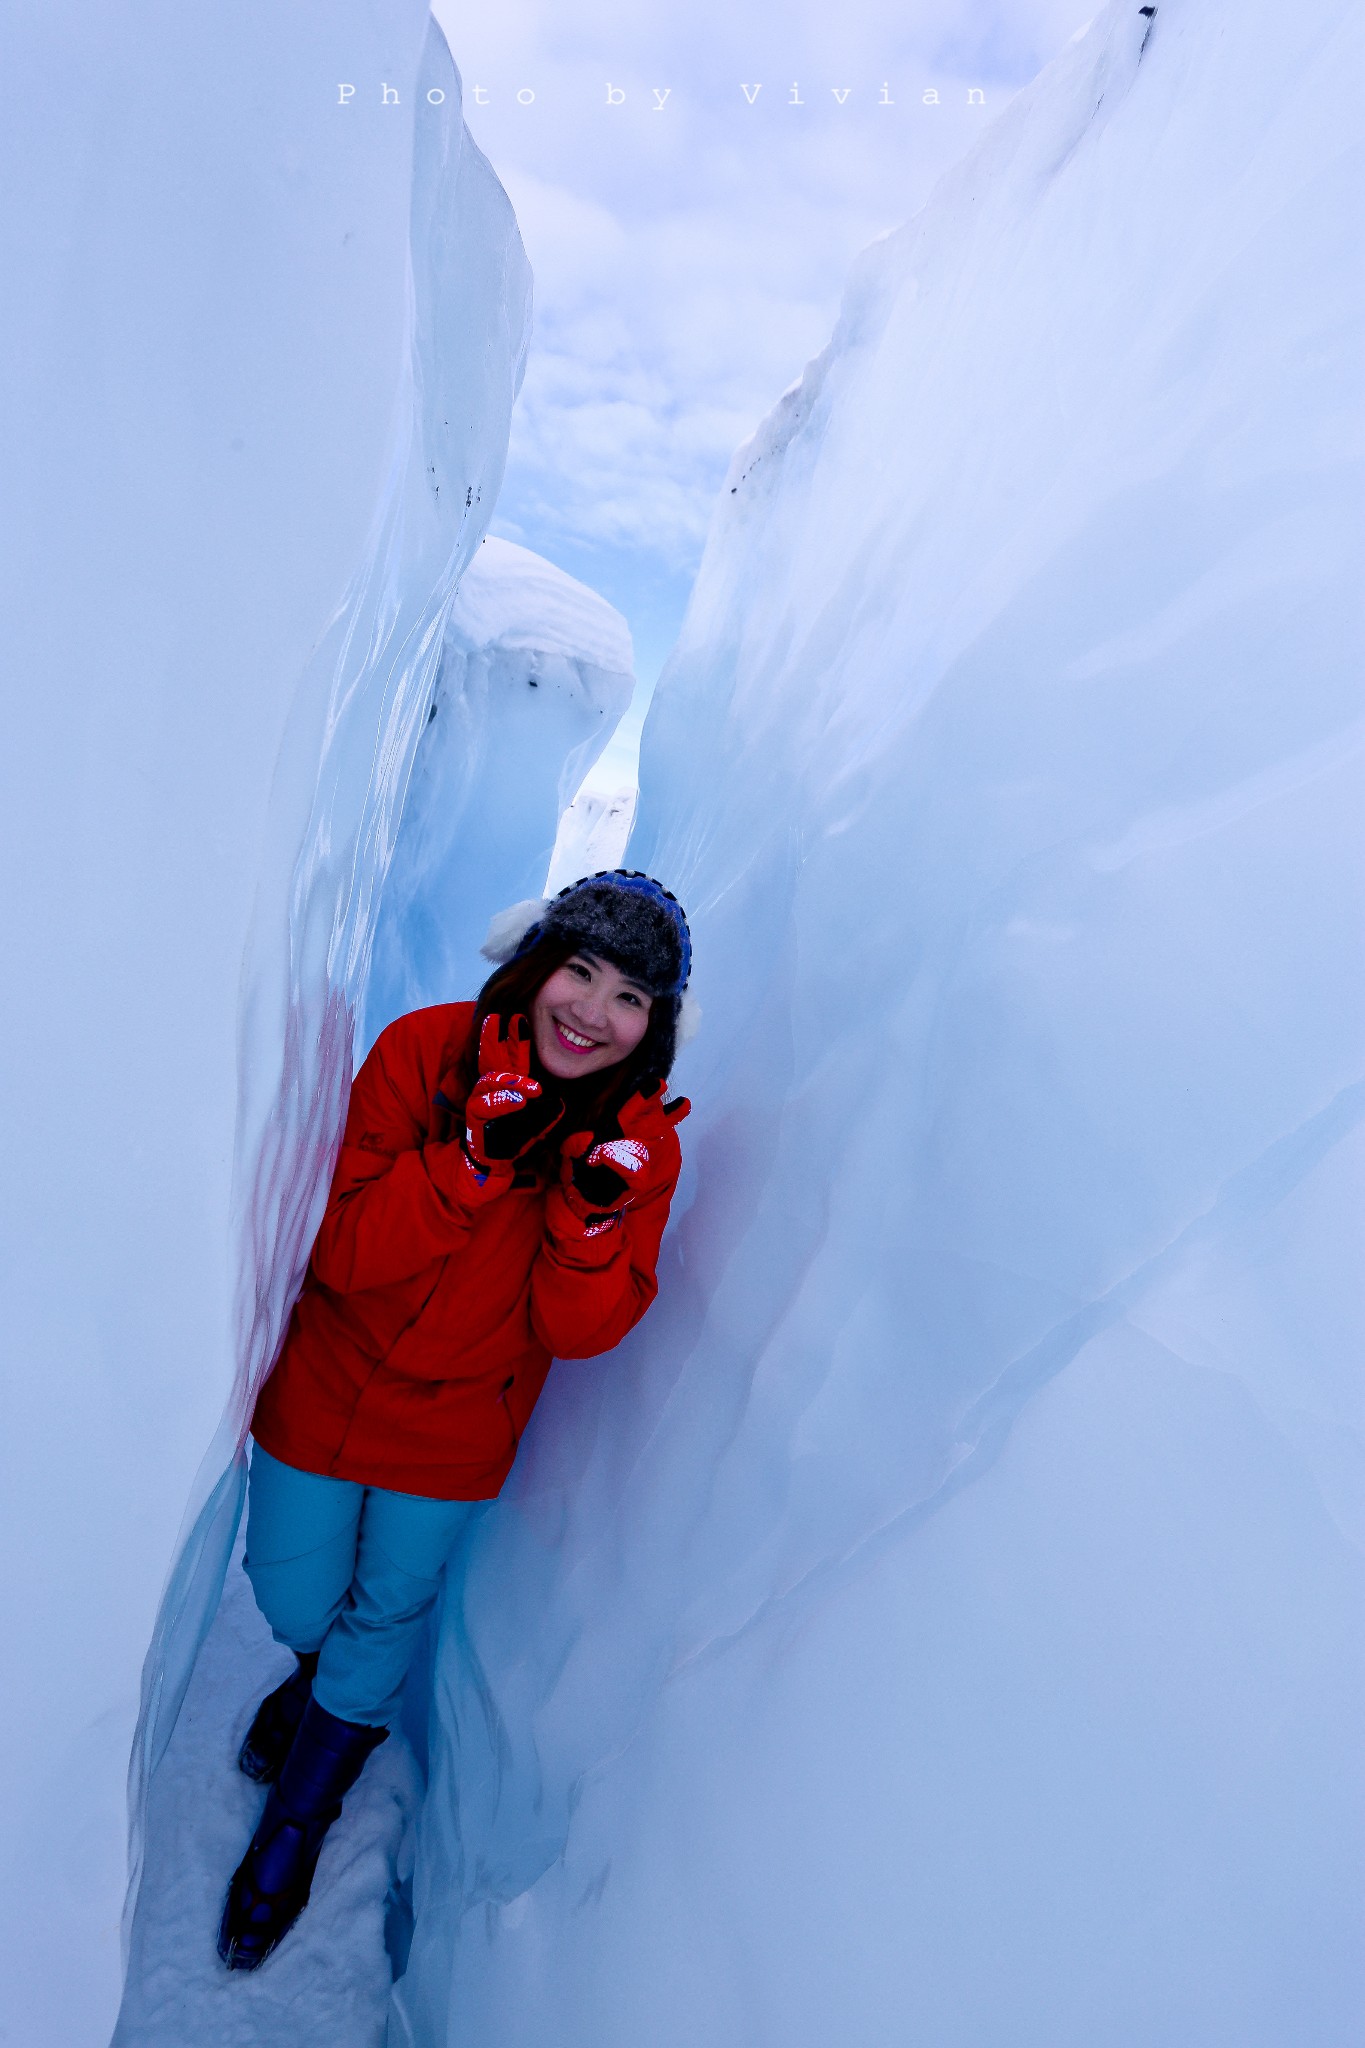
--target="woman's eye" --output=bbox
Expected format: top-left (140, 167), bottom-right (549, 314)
top-left (568, 962), bottom-right (590, 980)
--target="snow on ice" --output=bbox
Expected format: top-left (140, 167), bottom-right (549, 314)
top-left (113, 1553), bottom-right (425, 2048)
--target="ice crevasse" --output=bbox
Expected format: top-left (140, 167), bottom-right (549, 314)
top-left (392, 0), bottom-right (1365, 2044)
top-left (1, 0), bottom-right (1358, 2040)
top-left (113, 539), bottom-right (637, 2047)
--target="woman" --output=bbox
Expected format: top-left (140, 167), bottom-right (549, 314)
top-left (218, 869), bottom-right (693, 1971)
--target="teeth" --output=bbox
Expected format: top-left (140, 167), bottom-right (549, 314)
top-left (557, 1022), bottom-right (598, 1049)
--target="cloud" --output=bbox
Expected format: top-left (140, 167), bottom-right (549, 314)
top-left (432, 0), bottom-right (1098, 674)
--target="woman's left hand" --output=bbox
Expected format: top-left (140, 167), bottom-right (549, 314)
top-left (554, 1082), bottom-right (690, 1237)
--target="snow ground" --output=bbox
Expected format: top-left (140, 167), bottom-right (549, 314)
top-left (113, 1552), bottom-right (421, 2048)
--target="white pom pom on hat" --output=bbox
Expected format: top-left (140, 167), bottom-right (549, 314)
top-left (480, 898), bottom-right (550, 965)
top-left (676, 988), bottom-right (702, 1043)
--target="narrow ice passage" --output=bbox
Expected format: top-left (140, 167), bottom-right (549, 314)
top-left (114, 541), bottom-right (637, 2045)
top-left (8, 0), bottom-right (1359, 2040)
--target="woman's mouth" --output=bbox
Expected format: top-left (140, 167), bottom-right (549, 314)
top-left (552, 1017), bottom-right (604, 1055)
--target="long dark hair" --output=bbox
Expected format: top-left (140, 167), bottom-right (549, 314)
top-left (447, 928), bottom-right (679, 1172)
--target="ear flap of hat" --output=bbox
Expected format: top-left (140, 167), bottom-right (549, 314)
top-left (676, 988), bottom-right (702, 1044)
top-left (480, 897), bottom-right (550, 965)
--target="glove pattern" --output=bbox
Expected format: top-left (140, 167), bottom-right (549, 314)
top-left (557, 1083), bottom-right (690, 1237)
top-left (463, 1014), bottom-right (564, 1177)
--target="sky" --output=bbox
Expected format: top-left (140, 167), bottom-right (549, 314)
top-left (431, 1), bottom-right (1099, 783)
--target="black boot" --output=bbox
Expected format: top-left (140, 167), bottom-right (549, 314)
top-left (218, 1698), bottom-right (388, 1971)
top-left (238, 1652), bottom-right (319, 1784)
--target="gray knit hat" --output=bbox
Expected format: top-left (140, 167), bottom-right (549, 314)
top-left (481, 869), bottom-right (700, 1040)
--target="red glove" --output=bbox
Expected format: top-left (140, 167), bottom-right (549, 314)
top-left (554, 1081), bottom-right (690, 1238)
top-left (462, 1014), bottom-right (564, 1182)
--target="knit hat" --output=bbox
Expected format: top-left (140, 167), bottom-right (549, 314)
top-left (481, 870), bottom-right (700, 1042)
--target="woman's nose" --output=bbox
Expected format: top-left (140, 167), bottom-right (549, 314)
top-left (568, 990), bottom-right (609, 1031)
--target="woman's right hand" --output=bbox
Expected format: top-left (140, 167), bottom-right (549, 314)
top-left (462, 1013), bottom-right (564, 1179)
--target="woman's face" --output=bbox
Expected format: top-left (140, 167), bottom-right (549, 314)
top-left (530, 952), bottom-right (653, 1079)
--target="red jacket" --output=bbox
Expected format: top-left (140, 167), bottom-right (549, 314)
top-left (251, 1002), bottom-right (681, 1498)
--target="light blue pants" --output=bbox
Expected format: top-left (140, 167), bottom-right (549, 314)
top-left (243, 1444), bottom-right (478, 1728)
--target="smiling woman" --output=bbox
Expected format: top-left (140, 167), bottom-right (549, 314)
top-left (219, 869), bottom-right (693, 1971)
top-left (532, 954), bottom-right (654, 1075)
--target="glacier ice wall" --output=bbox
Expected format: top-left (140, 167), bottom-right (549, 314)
top-left (118, 10), bottom-right (535, 2005)
top-left (0, 6), bottom-right (530, 2041)
top-left (546, 784), bottom-right (639, 895)
top-left (360, 535), bottom-right (634, 1054)
top-left (393, 1), bottom-right (1365, 2043)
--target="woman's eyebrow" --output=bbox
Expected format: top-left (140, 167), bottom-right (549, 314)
top-left (573, 950), bottom-right (650, 996)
